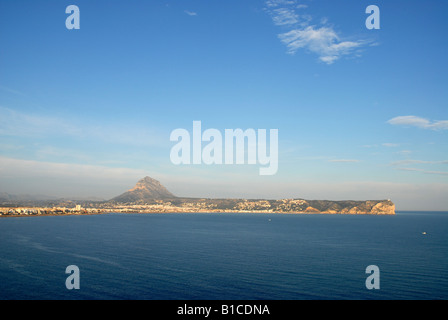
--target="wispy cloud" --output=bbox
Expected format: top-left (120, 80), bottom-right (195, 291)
top-left (328, 159), bottom-right (360, 163)
top-left (391, 160), bottom-right (447, 166)
top-left (388, 116), bottom-right (448, 130)
top-left (0, 106), bottom-right (164, 148)
top-left (397, 167), bottom-right (448, 176)
top-left (361, 144), bottom-right (378, 148)
top-left (0, 85), bottom-right (24, 96)
top-left (35, 146), bottom-right (93, 163)
top-left (0, 106), bottom-right (79, 138)
top-left (271, 8), bottom-right (299, 25)
top-left (265, 0), bottom-right (370, 64)
top-left (0, 156), bottom-right (149, 198)
top-left (392, 159), bottom-right (448, 176)
top-left (362, 143), bottom-right (401, 148)
top-left (184, 10), bottom-right (197, 16)
top-left (382, 143), bottom-right (399, 147)
top-left (0, 143), bottom-right (24, 151)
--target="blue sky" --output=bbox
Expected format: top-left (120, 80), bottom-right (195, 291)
top-left (0, 0), bottom-right (447, 210)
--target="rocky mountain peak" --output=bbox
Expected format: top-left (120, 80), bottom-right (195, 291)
top-left (111, 176), bottom-right (175, 203)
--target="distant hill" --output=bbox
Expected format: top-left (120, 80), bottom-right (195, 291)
top-left (0, 192), bottom-right (56, 202)
top-left (111, 176), bottom-right (176, 203)
top-left (0, 192), bottom-right (15, 201)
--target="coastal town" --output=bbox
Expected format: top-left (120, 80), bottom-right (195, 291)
top-left (0, 204), bottom-right (104, 216)
top-left (0, 199), bottom-right (301, 216)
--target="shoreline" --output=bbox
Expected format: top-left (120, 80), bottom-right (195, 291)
top-left (0, 211), bottom-right (110, 218)
top-left (0, 197), bottom-right (395, 216)
top-left (0, 210), bottom-right (396, 218)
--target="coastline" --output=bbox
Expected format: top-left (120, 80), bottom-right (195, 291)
top-left (0, 198), bottom-right (396, 217)
top-left (0, 211), bottom-right (109, 218)
top-left (0, 209), bottom-right (396, 218)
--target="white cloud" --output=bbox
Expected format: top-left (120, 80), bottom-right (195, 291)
top-left (265, 1), bottom-right (369, 64)
top-left (279, 26), bottom-right (361, 64)
top-left (184, 10), bottom-right (197, 16)
top-left (388, 116), bottom-right (448, 130)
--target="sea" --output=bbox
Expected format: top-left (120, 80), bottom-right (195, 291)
top-left (0, 211), bottom-right (447, 300)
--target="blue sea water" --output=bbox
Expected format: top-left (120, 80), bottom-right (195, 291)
top-left (0, 212), bottom-right (447, 300)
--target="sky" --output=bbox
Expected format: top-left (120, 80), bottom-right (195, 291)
top-left (0, 0), bottom-right (447, 210)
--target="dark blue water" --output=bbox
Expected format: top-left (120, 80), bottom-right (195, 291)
top-left (0, 212), bottom-right (447, 300)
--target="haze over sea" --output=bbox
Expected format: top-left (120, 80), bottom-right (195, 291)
top-left (0, 212), bottom-right (447, 300)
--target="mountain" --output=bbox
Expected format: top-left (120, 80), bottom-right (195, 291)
top-left (111, 176), bottom-right (176, 203)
